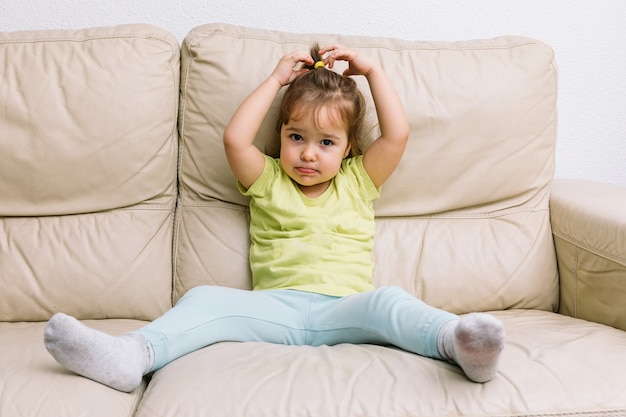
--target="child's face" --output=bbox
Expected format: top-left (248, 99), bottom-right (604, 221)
top-left (279, 104), bottom-right (351, 198)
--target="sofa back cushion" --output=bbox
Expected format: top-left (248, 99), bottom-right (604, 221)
top-left (0, 25), bottom-right (179, 320)
top-left (176, 24), bottom-right (558, 313)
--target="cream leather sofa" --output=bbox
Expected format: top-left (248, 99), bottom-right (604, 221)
top-left (1, 23), bottom-right (625, 417)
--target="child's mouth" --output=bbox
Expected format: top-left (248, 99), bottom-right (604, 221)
top-left (296, 167), bottom-right (317, 175)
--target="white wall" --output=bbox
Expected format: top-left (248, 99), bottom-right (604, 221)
top-left (2, 0), bottom-right (625, 186)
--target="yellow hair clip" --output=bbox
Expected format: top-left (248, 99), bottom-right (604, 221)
top-left (314, 61), bottom-right (325, 69)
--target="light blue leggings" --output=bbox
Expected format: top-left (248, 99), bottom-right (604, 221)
top-left (136, 285), bottom-right (458, 372)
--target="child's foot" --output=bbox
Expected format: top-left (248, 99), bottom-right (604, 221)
top-left (44, 312), bottom-right (153, 392)
top-left (437, 313), bottom-right (505, 383)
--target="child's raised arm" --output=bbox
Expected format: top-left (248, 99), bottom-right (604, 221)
top-left (223, 51), bottom-right (314, 190)
top-left (320, 45), bottom-right (409, 188)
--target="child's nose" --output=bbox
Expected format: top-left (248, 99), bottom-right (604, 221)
top-left (301, 145), bottom-right (316, 161)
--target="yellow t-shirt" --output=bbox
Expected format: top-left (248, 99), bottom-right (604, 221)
top-left (240, 155), bottom-right (380, 296)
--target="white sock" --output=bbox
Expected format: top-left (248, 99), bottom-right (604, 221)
top-left (437, 313), bottom-right (505, 383)
top-left (44, 312), bottom-right (154, 392)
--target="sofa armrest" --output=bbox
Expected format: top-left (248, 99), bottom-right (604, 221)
top-left (550, 179), bottom-right (626, 331)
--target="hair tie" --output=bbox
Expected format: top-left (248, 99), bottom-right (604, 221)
top-left (314, 61), bottom-right (325, 69)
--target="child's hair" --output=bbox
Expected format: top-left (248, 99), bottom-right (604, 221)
top-left (276, 43), bottom-right (366, 157)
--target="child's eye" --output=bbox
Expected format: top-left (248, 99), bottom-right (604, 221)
top-left (321, 139), bottom-right (334, 146)
top-left (290, 134), bottom-right (303, 141)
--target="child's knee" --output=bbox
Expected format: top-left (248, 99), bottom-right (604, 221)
top-left (373, 286), bottom-right (413, 303)
top-left (176, 285), bottom-right (227, 306)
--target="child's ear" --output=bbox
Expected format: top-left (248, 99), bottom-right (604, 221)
top-left (344, 143), bottom-right (352, 158)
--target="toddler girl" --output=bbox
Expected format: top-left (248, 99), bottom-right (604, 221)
top-left (44, 44), bottom-right (504, 392)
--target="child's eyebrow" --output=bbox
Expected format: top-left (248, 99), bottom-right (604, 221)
top-left (319, 132), bottom-right (342, 140)
top-left (283, 127), bottom-right (305, 137)
top-left (284, 124), bottom-right (344, 141)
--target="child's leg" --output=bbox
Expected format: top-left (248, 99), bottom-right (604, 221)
top-left (307, 286), bottom-right (504, 382)
top-left (44, 286), bottom-right (312, 392)
top-left (136, 286), bottom-right (311, 371)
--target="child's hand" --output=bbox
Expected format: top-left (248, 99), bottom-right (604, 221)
top-left (269, 51), bottom-right (314, 86)
top-left (320, 44), bottom-right (377, 77)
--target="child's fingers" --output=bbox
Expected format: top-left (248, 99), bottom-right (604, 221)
top-left (320, 44), bottom-right (345, 57)
top-left (285, 50), bottom-right (314, 67)
top-left (319, 44), bottom-right (339, 67)
top-left (272, 50), bottom-right (315, 85)
top-left (320, 45), bottom-right (356, 69)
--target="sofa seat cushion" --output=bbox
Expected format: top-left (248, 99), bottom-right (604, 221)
top-left (0, 320), bottom-right (148, 417)
top-left (135, 310), bottom-right (626, 417)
